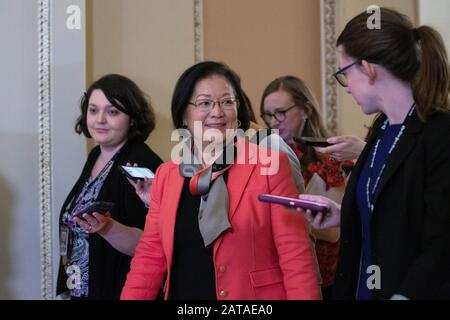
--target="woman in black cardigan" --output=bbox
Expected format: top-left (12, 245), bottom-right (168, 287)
top-left (300, 8), bottom-right (450, 299)
top-left (56, 74), bottom-right (162, 299)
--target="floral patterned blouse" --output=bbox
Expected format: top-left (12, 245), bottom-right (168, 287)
top-left (290, 143), bottom-right (353, 288)
top-left (61, 157), bottom-right (115, 298)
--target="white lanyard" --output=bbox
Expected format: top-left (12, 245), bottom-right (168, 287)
top-left (366, 104), bottom-right (416, 212)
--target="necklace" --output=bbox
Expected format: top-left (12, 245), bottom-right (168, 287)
top-left (365, 104), bottom-right (416, 212)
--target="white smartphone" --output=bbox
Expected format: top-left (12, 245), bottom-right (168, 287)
top-left (119, 166), bottom-right (154, 180)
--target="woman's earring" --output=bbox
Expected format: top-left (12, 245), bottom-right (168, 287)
top-left (237, 120), bottom-right (242, 128)
top-left (182, 121), bottom-right (188, 128)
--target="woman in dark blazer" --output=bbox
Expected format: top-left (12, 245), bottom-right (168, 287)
top-left (56, 74), bottom-right (163, 299)
top-left (300, 7), bottom-right (450, 299)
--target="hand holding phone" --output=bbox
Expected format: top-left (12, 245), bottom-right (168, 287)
top-left (298, 194), bottom-right (341, 229)
top-left (258, 194), bottom-right (328, 214)
top-left (341, 163), bottom-right (354, 175)
top-left (119, 165), bottom-right (154, 181)
top-left (293, 136), bottom-right (332, 147)
top-left (74, 201), bottom-right (114, 218)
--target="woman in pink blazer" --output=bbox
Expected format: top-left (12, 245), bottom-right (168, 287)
top-left (121, 61), bottom-right (320, 300)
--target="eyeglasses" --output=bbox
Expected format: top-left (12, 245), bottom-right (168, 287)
top-left (333, 60), bottom-right (361, 87)
top-left (189, 96), bottom-right (238, 112)
top-left (260, 105), bottom-right (297, 123)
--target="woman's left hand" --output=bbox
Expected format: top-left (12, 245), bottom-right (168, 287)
top-left (125, 162), bottom-right (152, 207)
top-left (297, 194), bottom-right (341, 229)
top-left (74, 212), bottom-right (113, 235)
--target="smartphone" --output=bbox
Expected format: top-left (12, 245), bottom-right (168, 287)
top-left (119, 165), bottom-right (154, 181)
top-left (293, 136), bottom-right (332, 147)
top-left (258, 194), bottom-right (328, 213)
top-left (341, 163), bottom-right (354, 175)
top-left (74, 201), bottom-right (114, 218)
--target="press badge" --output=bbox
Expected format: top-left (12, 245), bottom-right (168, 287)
top-left (60, 225), bottom-right (69, 257)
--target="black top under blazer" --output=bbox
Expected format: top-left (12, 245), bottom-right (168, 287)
top-left (56, 140), bottom-right (163, 299)
top-left (334, 111), bottom-right (450, 300)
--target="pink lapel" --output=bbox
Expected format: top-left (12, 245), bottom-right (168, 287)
top-left (227, 162), bottom-right (256, 220)
top-left (213, 140), bottom-right (257, 256)
top-left (161, 165), bottom-right (184, 270)
top-left (228, 139), bottom-right (258, 220)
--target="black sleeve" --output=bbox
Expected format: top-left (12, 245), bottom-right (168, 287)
top-left (398, 115), bottom-right (450, 299)
top-left (115, 142), bottom-right (163, 229)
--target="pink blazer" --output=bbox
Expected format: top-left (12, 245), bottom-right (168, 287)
top-left (121, 141), bottom-right (320, 300)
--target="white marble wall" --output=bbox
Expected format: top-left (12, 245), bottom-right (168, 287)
top-left (0, 0), bottom-right (86, 299)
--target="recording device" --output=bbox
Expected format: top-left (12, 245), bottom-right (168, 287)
top-left (74, 201), bottom-right (114, 218)
top-left (341, 163), bottom-right (354, 175)
top-left (258, 194), bottom-right (328, 214)
top-left (119, 165), bottom-right (155, 181)
top-left (293, 136), bottom-right (332, 147)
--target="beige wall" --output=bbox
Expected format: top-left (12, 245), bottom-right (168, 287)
top-left (336, 0), bottom-right (417, 138)
top-left (203, 0), bottom-right (321, 124)
top-left (87, 0), bottom-right (419, 158)
top-left (87, 0), bottom-right (196, 161)
top-left (203, 0), bottom-right (417, 138)
top-left (419, 0), bottom-right (450, 54)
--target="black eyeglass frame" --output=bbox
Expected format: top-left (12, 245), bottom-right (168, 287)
top-left (260, 104), bottom-right (298, 123)
top-left (333, 60), bottom-right (362, 87)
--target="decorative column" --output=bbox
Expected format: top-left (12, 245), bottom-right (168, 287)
top-left (38, 0), bottom-right (53, 300)
top-left (321, 0), bottom-right (338, 135)
top-left (194, 0), bottom-right (204, 63)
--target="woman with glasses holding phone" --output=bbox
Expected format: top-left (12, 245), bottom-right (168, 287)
top-left (301, 7), bottom-right (450, 299)
top-left (121, 61), bottom-right (320, 300)
top-left (260, 76), bottom-right (354, 299)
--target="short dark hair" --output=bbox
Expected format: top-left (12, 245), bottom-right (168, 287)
top-left (75, 74), bottom-right (156, 142)
top-left (171, 61), bottom-right (250, 131)
top-left (242, 90), bottom-right (256, 122)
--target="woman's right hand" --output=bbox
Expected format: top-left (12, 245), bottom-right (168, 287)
top-left (297, 194), bottom-right (341, 229)
top-left (315, 135), bottom-right (366, 161)
top-left (126, 163), bottom-right (152, 207)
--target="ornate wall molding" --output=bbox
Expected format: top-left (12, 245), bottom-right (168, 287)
top-left (38, 0), bottom-right (53, 300)
top-left (194, 0), bottom-right (204, 63)
top-left (321, 0), bottom-right (338, 135)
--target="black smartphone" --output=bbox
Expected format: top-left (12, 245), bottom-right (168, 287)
top-left (293, 136), bottom-right (332, 147)
top-left (119, 165), bottom-right (154, 181)
top-left (258, 194), bottom-right (328, 215)
top-left (341, 163), bottom-right (354, 175)
top-left (74, 201), bottom-right (114, 218)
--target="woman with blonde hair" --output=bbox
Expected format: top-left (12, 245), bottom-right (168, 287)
top-left (261, 75), bottom-right (352, 299)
